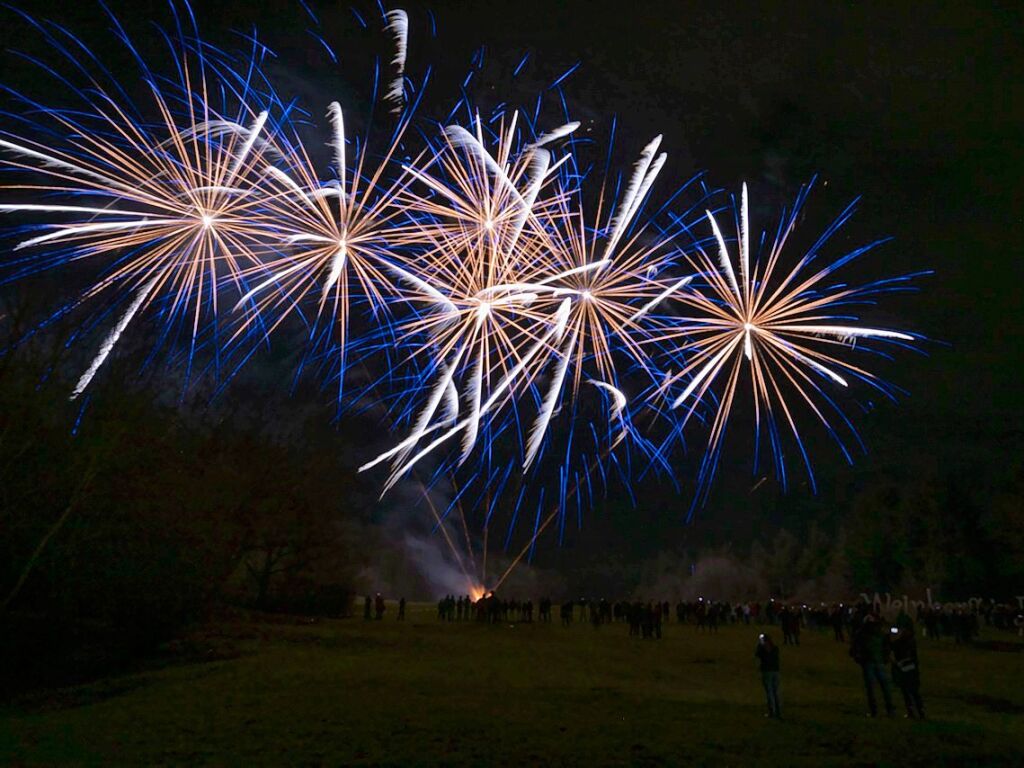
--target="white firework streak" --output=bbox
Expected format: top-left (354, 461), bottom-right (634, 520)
top-left (360, 299), bottom-right (572, 492)
top-left (234, 253), bottom-right (324, 312)
top-left (70, 276), bottom-right (158, 400)
top-left (523, 333), bottom-right (577, 469)
top-left (225, 111), bottom-right (269, 182)
top-left (440, 361), bottom-right (461, 422)
top-left (506, 147), bottom-right (550, 254)
top-left (739, 182), bottom-right (750, 305)
top-left (386, 263), bottom-right (459, 318)
top-left (0, 138), bottom-right (164, 200)
top-left (706, 207), bottom-right (741, 301)
top-left (603, 134), bottom-right (663, 262)
top-left (460, 351), bottom-right (485, 462)
top-left (326, 102), bottom-right (347, 194)
top-left (771, 324), bottom-right (914, 342)
top-left (628, 275), bottom-right (694, 321)
top-left (442, 125), bottom-right (527, 209)
top-left (589, 379), bottom-right (629, 448)
top-left (527, 121), bottom-right (580, 149)
top-left (12, 218), bottom-right (185, 251)
top-left (322, 246), bottom-right (348, 301)
top-left (385, 9), bottom-right (408, 113)
top-left (671, 337), bottom-right (741, 410)
top-left (265, 166), bottom-right (314, 207)
top-left (588, 379), bottom-right (627, 414)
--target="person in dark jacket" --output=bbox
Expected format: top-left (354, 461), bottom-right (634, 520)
top-left (851, 615), bottom-right (895, 717)
top-left (891, 620), bottom-right (925, 718)
top-left (397, 597), bottom-right (406, 621)
top-left (755, 633), bottom-right (782, 718)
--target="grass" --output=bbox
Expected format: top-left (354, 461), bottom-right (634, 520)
top-left (2, 604), bottom-right (1022, 766)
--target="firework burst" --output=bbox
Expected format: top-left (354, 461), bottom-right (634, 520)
top-left (519, 133), bottom-right (694, 468)
top-left (360, 111), bottom-right (593, 490)
top-left (229, 100), bottom-right (421, 396)
top-left (0, 13), bottom-right (283, 396)
top-left (656, 181), bottom-right (922, 508)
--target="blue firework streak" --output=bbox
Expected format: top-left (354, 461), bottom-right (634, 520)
top-left (0, 4), bottom-right (293, 397)
top-left (652, 179), bottom-right (929, 515)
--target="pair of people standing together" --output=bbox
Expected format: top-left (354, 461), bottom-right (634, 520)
top-left (754, 613), bottom-right (925, 720)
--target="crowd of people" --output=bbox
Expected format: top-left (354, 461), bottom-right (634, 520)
top-left (359, 590), bottom-right (1021, 720)
top-left (423, 594), bottom-right (1021, 641)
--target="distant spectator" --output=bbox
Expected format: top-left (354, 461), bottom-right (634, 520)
top-left (397, 597), bottom-right (406, 621)
top-left (831, 604), bottom-right (846, 642)
top-left (891, 620), bottom-right (925, 718)
top-left (755, 632), bottom-right (782, 719)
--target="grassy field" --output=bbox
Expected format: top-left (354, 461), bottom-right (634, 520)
top-left (2, 604), bottom-right (1022, 766)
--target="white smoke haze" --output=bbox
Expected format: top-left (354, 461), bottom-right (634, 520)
top-left (680, 555), bottom-right (767, 601)
top-left (633, 551), bottom-right (767, 602)
top-left (351, 470), bottom-right (484, 600)
top-left (401, 532), bottom-right (477, 597)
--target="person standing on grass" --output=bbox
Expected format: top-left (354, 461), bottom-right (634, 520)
top-left (397, 597), bottom-right (406, 621)
top-left (831, 604), bottom-right (846, 642)
top-left (755, 632), bottom-right (782, 718)
top-left (374, 592), bottom-right (386, 620)
top-left (891, 622), bottom-right (925, 718)
top-left (851, 614), bottom-right (896, 717)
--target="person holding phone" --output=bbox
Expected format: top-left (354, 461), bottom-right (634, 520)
top-left (755, 632), bottom-right (782, 718)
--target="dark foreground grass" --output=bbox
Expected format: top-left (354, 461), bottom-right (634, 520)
top-left (2, 604), bottom-right (1022, 766)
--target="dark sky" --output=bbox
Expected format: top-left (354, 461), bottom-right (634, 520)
top-left (2, 1), bottom-right (1021, 564)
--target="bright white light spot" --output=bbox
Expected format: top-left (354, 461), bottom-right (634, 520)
top-left (483, 218), bottom-right (494, 231)
top-left (582, 290), bottom-right (593, 301)
top-left (200, 214), bottom-right (215, 229)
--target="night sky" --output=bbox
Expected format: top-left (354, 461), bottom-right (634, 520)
top-left (1, 1), bottom-right (1021, 573)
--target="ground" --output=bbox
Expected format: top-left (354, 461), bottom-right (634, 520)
top-left (2, 604), bottom-right (1022, 766)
